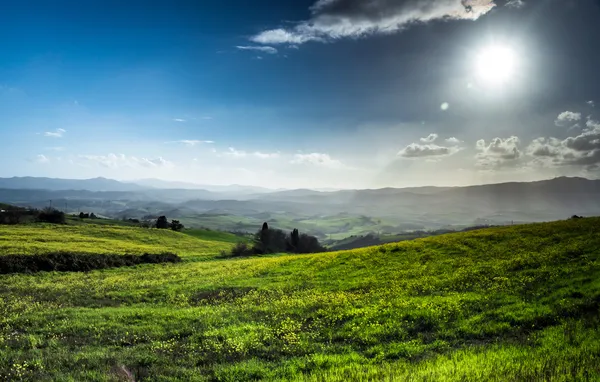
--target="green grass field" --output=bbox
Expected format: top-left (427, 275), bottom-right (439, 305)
top-left (0, 224), bottom-right (238, 259)
top-left (0, 218), bottom-right (599, 380)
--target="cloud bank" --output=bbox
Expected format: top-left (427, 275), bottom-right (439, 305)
top-left (252, 0), bottom-right (496, 45)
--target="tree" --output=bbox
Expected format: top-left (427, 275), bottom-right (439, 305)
top-left (156, 216), bottom-right (169, 229)
top-left (37, 208), bottom-right (66, 224)
top-left (79, 212), bottom-right (85, 219)
top-left (90, 213), bottom-right (97, 219)
top-left (290, 228), bottom-right (300, 249)
top-left (170, 220), bottom-right (184, 231)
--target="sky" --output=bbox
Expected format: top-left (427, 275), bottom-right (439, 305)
top-left (1, 0), bottom-right (600, 189)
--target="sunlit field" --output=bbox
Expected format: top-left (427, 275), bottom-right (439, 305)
top-left (0, 224), bottom-right (238, 259)
top-left (0, 218), bottom-right (599, 380)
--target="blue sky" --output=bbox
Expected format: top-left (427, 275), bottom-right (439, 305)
top-left (1, 0), bottom-right (600, 188)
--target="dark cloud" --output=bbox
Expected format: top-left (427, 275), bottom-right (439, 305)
top-left (252, 0), bottom-right (496, 45)
top-left (527, 119), bottom-right (600, 168)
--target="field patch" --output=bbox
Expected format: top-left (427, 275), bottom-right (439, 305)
top-left (0, 224), bottom-right (235, 259)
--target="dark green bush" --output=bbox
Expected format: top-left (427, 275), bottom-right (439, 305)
top-left (0, 252), bottom-right (181, 274)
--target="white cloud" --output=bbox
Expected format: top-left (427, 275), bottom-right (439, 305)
top-left (588, 100), bottom-right (595, 108)
top-left (44, 128), bottom-right (66, 138)
top-left (36, 154), bottom-right (50, 164)
top-left (475, 136), bottom-right (522, 168)
top-left (420, 133), bottom-right (438, 143)
top-left (223, 147), bottom-right (280, 159)
top-left (398, 143), bottom-right (458, 158)
top-left (251, 0), bottom-right (496, 46)
top-left (173, 118), bottom-right (187, 122)
top-left (167, 140), bottom-right (214, 146)
top-left (445, 137), bottom-right (462, 145)
top-left (398, 134), bottom-right (461, 158)
top-left (506, 0), bottom-right (524, 8)
top-left (236, 45), bottom-right (278, 54)
top-left (555, 111), bottom-right (582, 126)
top-left (253, 151), bottom-right (281, 159)
top-left (78, 153), bottom-right (173, 169)
top-left (46, 146), bottom-right (65, 151)
top-left (291, 153), bottom-right (345, 169)
top-left (139, 157), bottom-right (171, 168)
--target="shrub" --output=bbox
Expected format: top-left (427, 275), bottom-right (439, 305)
top-left (230, 242), bottom-right (254, 257)
top-left (171, 220), bottom-right (184, 231)
top-left (37, 208), bottom-right (66, 224)
top-left (156, 216), bottom-right (169, 229)
top-left (0, 252), bottom-right (181, 274)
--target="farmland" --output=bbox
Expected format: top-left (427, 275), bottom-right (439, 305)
top-left (0, 218), bottom-right (599, 380)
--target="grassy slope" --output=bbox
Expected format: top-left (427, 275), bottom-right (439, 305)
top-left (0, 224), bottom-right (237, 259)
top-left (0, 218), bottom-right (599, 380)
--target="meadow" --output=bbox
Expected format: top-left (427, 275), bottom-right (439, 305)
top-left (0, 218), bottom-right (599, 380)
top-left (0, 224), bottom-right (239, 259)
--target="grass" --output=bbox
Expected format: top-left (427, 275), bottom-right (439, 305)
top-left (0, 224), bottom-right (236, 259)
top-left (0, 218), bottom-right (599, 380)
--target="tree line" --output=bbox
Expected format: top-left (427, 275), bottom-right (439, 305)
top-left (225, 222), bottom-right (326, 257)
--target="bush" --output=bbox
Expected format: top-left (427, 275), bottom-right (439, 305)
top-left (231, 242), bottom-right (254, 257)
top-left (156, 216), bottom-right (169, 229)
top-left (171, 220), bottom-right (184, 231)
top-left (0, 252), bottom-right (181, 274)
top-left (37, 208), bottom-right (66, 224)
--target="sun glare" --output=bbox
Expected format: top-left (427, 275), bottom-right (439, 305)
top-left (475, 45), bottom-right (517, 86)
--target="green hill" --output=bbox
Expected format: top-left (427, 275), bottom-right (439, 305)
top-left (0, 224), bottom-right (239, 259)
top-left (0, 218), bottom-right (599, 380)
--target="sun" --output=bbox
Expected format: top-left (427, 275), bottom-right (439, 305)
top-left (475, 45), bottom-right (517, 86)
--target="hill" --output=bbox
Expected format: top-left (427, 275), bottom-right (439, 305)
top-left (0, 224), bottom-right (239, 259)
top-left (2, 177), bottom-right (600, 235)
top-left (0, 218), bottom-right (599, 380)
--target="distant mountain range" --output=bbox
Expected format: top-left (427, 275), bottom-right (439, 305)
top-left (0, 176), bottom-right (598, 230)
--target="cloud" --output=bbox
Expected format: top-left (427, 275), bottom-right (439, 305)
top-left (555, 111), bottom-right (582, 126)
top-left (445, 137), bottom-right (462, 145)
top-left (78, 154), bottom-right (173, 169)
top-left (46, 146), bottom-right (65, 152)
top-left (253, 151), bottom-right (281, 159)
top-left (138, 157), bottom-right (171, 168)
top-left (44, 128), bottom-right (66, 138)
top-left (588, 100), bottom-right (595, 108)
top-left (173, 118), bottom-right (187, 122)
top-left (526, 122), bottom-right (600, 168)
top-left (475, 136), bottom-right (521, 168)
top-left (420, 133), bottom-right (439, 143)
top-left (398, 134), bottom-right (462, 158)
top-left (167, 140), bottom-right (214, 146)
top-left (35, 154), bottom-right (50, 164)
top-left (251, 0), bottom-right (496, 45)
top-left (223, 147), bottom-right (280, 159)
top-left (291, 153), bottom-right (345, 169)
top-left (506, 0), bottom-right (524, 8)
top-left (236, 45), bottom-right (278, 54)
top-left (399, 143), bottom-right (457, 158)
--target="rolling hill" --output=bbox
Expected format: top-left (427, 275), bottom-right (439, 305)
top-left (0, 217), bottom-right (598, 380)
